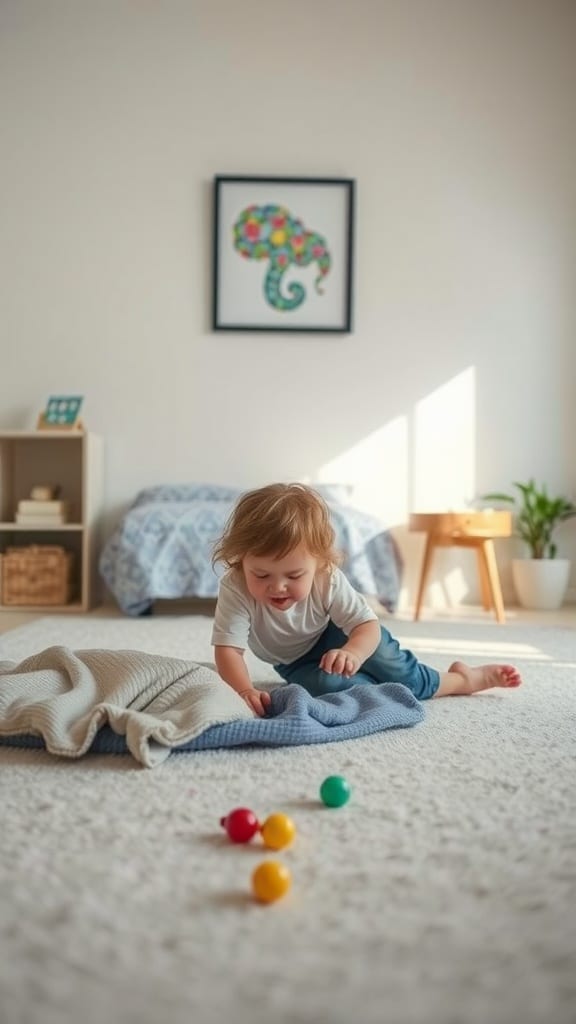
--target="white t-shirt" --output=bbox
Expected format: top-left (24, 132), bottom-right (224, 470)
top-left (211, 566), bottom-right (378, 665)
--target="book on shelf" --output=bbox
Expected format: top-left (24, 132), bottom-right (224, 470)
top-left (15, 513), bottom-right (67, 526)
top-left (17, 499), bottom-right (69, 515)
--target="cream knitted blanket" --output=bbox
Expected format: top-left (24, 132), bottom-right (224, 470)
top-left (0, 646), bottom-right (253, 767)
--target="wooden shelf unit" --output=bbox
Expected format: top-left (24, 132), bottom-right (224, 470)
top-left (0, 430), bottom-right (103, 611)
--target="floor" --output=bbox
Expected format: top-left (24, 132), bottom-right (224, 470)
top-left (1, 599), bottom-right (575, 635)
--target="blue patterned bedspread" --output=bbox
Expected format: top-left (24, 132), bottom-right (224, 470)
top-left (99, 484), bottom-right (402, 616)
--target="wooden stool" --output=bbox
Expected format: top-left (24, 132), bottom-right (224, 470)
top-left (409, 511), bottom-right (512, 623)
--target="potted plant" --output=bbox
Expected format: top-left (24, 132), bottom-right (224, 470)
top-left (483, 480), bottom-right (576, 609)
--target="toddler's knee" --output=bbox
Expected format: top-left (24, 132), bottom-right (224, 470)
top-left (310, 669), bottom-right (353, 697)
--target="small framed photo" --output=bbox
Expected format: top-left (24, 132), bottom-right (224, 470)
top-left (37, 395), bottom-right (84, 430)
top-left (212, 175), bottom-right (355, 333)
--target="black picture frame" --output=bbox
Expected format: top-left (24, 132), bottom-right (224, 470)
top-left (212, 175), bottom-right (355, 333)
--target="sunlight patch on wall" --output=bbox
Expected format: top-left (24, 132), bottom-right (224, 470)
top-left (413, 367), bottom-right (476, 510)
top-left (444, 567), bottom-right (470, 606)
top-left (312, 416), bottom-right (408, 524)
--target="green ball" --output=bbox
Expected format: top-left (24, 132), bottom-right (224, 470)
top-left (320, 775), bottom-right (351, 808)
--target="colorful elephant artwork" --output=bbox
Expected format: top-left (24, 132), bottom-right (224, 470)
top-left (232, 204), bottom-right (331, 312)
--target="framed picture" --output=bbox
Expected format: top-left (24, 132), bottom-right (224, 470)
top-left (37, 395), bottom-right (84, 430)
top-left (212, 175), bottom-right (355, 333)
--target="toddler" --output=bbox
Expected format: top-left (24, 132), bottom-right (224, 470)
top-left (211, 483), bottom-right (522, 716)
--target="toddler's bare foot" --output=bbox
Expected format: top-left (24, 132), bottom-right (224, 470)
top-left (448, 660), bottom-right (522, 694)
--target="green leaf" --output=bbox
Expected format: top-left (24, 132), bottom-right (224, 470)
top-left (481, 481), bottom-right (576, 558)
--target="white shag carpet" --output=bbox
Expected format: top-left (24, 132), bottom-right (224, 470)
top-left (0, 612), bottom-right (575, 1024)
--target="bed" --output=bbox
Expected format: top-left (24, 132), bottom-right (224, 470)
top-left (99, 484), bottom-right (402, 616)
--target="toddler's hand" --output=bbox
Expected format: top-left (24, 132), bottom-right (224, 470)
top-left (319, 648), bottom-right (361, 678)
top-left (238, 688), bottom-right (272, 717)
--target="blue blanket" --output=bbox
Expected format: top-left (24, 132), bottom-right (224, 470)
top-left (0, 682), bottom-right (424, 757)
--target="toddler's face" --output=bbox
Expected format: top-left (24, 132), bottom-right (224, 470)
top-left (242, 544), bottom-right (318, 612)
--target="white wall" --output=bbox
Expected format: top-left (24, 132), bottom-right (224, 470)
top-left (1, 0), bottom-right (575, 607)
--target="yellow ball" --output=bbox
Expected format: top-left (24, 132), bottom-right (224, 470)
top-left (260, 813), bottom-right (297, 851)
top-left (252, 860), bottom-right (291, 903)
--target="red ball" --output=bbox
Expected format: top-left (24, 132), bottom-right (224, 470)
top-left (220, 807), bottom-right (260, 843)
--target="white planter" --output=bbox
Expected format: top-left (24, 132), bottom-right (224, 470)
top-left (511, 558), bottom-right (571, 610)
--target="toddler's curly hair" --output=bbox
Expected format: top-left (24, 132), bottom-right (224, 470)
top-left (212, 483), bottom-right (341, 570)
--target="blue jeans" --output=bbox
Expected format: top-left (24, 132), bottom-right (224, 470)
top-left (275, 620), bottom-right (440, 701)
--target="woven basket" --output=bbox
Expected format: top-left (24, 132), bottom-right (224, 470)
top-left (2, 545), bottom-right (74, 606)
